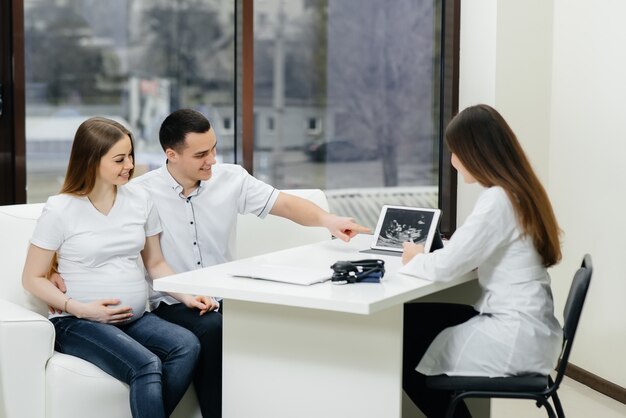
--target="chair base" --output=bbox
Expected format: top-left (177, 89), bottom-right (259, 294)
top-left (425, 374), bottom-right (564, 418)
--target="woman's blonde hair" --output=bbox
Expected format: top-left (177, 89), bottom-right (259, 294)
top-left (445, 104), bottom-right (561, 267)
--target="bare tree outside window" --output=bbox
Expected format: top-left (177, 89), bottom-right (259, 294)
top-left (253, 0), bottom-right (441, 229)
top-left (327, 0), bottom-right (439, 188)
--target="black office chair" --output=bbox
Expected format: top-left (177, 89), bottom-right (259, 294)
top-left (425, 254), bottom-right (593, 418)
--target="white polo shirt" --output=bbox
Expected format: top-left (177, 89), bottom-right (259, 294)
top-left (132, 163), bottom-right (279, 308)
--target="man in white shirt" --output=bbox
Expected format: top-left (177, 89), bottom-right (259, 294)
top-left (132, 109), bottom-right (369, 418)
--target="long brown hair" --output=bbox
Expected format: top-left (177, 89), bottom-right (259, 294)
top-left (61, 117), bottom-right (135, 196)
top-left (445, 104), bottom-right (561, 267)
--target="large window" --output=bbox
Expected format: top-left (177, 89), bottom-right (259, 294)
top-left (251, 0), bottom-right (447, 230)
top-left (2, 0), bottom-right (459, 234)
top-left (23, 0), bottom-right (235, 202)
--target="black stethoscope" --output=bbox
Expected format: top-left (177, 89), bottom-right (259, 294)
top-left (330, 259), bottom-right (385, 285)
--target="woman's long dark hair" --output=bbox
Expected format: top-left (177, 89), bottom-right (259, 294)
top-left (61, 117), bottom-right (135, 196)
top-left (445, 104), bottom-right (561, 267)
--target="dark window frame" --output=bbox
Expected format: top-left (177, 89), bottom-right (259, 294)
top-left (437, 0), bottom-right (460, 236)
top-left (0, 0), bottom-right (26, 204)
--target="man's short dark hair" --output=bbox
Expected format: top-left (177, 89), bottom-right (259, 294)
top-left (159, 109), bottom-right (212, 152)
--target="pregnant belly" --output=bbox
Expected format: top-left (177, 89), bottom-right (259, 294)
top-left (65, 279), bottom-right (148, 323)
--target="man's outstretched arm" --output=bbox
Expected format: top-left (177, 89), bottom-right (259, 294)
top-left (269, 192), bottom-right (370, 242)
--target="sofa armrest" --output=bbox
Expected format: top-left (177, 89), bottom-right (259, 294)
top-left (0, 298), bottom-right (55, 418)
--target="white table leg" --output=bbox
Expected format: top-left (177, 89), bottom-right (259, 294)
top-left (223, 300), bottom-right (403, 418)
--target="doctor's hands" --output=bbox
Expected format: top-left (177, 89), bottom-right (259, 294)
top-left (402, 242), bottom-right (425, 265)
top-left (323, 214), bottom-right (370, 242)
top-left (68, 299), bottom-right (134, 324)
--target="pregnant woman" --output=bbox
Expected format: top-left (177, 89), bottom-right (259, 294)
top-left (22, 117), bottom-right (214, 418)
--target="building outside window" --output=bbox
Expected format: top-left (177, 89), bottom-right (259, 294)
top-left (23, 0), bottom-right (235, 202)
top-left (223, 116), bottom-right (232, 132)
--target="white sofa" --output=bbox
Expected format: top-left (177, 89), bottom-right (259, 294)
top-left (0, 189), bottom-right (330, 418)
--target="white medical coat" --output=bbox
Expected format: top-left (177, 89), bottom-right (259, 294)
top-left (399, 186), bottom-right (563, 377)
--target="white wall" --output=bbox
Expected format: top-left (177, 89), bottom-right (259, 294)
top-left (458, 0), bottom-right (553, 221)
top-left (456, 0), bottom-right (497, 223)
top-left (549, 0), bottom-right (626, 386)
top-left (459, 0), bottom-right (626, 387)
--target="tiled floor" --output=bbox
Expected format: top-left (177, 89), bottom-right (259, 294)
top-left (491, 376), bottom-right (626, 418)
top-left (403, 376), bottom-right (626, 417)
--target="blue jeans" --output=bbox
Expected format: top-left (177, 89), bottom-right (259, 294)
top-left (153, 302), bottom-right (223, 418)
top-left (52, 312), bottom-right (201, 418)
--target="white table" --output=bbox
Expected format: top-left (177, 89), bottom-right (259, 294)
top-left (154, 235), bottom-right (480, 418)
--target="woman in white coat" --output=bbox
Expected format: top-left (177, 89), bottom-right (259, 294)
top-left (401, 104), bottom-right (563, 418)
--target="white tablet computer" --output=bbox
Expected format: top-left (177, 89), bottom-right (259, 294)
top-left (364, 205), bottom-right (442, 255)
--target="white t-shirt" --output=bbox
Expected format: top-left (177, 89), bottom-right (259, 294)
top-left (399, 186), bottom-right (563, 377)
top-left (132, 163), bottom-right (279, 309)
top-left (31, 185), bottom-right (162, 321)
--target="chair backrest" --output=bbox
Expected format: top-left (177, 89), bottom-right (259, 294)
top-left (554, 254), bottom-right (593, 386)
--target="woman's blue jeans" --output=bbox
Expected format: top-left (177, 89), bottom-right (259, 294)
top-left (51, 312), bottom-right (201, 418)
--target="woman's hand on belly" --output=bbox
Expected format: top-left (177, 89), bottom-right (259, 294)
top-left (67, 298), bottom-right (135, 324)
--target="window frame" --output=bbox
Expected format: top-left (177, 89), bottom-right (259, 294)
top-left (437, 0), bottom-right (460, 236)
top-left (0, 0), bottom-right (26, 204)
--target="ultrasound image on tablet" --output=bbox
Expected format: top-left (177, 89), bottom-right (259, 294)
top-left (371, 206), bottom-right (441, 253)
